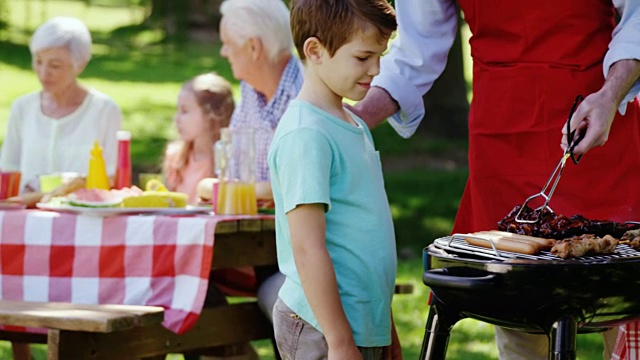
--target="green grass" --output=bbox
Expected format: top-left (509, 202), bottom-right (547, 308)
top-left (0, 1), bottom-right (609, 359)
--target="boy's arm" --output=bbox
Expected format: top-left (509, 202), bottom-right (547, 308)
top-left (287, 203), bottom-right (363, 360)
top-left (384, 313), bottom-right (402, 360)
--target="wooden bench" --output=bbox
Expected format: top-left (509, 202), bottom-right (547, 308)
top-left (0, 300), bottom-right (164, 360)
top-left (394, 283), bottom-right (415, 295)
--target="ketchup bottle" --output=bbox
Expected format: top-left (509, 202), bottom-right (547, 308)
top-left (114, 130), bottom-right (132, 189)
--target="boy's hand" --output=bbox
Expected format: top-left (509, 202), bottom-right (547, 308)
top-left (288, 204), bottom-right (359, 359)
top-left (383, 339), bottom-right (403, 360)
top-left (328, 343), bottom-right (363, 360)
top-left (383, 315), bottom-right (403, 360)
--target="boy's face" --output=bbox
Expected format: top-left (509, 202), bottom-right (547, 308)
top-left (317, 30), bottom-right (388, 101)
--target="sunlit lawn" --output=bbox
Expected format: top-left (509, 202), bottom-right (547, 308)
top-left (0, 1), bottom-right (608, 359)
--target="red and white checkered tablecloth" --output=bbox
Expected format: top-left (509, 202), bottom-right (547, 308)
top-left (613, 322), bottom-right (640, 360)
top-left (0, 209), bottom-right (262, 334)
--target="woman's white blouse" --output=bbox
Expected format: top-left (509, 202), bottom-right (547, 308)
top-left (0, 88), bottom-right (122, 192)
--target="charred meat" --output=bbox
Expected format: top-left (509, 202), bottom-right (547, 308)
top-left (497, 205), bottom-right (635, 240)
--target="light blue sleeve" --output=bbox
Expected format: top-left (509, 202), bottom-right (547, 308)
top-left (371, 0), bottom-right (459, 138)
top-left (605, 0), bottom-right (640, 115)
top-left (272, 128), bottom-right (333, 214)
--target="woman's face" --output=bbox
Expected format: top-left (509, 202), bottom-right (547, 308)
top-left (32, 46), bottom-right (79, 93)
top-left (174, 88), bottom-right (208, 142)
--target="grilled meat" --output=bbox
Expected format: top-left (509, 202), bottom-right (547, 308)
top-left (621, 229), bottom-right (640, 249)
top-left (497, 205), bottom-right (635, 240)
top-left (551, 234), bottom-right (618, 258)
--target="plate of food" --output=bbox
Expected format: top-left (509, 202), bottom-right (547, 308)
top-left (36, 187), bottom-right (212, 217)
top-left (36, 202), bottom-right (212, 217)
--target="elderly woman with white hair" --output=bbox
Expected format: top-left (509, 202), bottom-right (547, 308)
top-left (0, 16), bottom-right (122, 206)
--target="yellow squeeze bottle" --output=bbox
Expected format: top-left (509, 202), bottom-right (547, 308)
top-left (86, 140), bottom-right (110, 190)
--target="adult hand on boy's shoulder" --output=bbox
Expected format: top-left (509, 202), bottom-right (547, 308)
top-left (344, 86), bottom-right (399, 129)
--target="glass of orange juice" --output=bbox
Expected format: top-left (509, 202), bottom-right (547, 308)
top-left (215, 128), bottom-right (258, 215)
top-left (217, 180), bottom-right (257, 215)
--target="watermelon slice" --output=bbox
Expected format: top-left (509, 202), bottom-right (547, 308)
top-left (67, 189), bottom-right (123, 208)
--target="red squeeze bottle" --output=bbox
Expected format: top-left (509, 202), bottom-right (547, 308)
top-left (114, 130), bottom-right (132, 189)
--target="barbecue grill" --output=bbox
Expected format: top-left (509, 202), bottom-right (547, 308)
top-left (419, 235), bottom-right (640, 360)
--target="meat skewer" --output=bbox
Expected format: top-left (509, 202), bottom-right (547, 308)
top-left (551, 234), bottom-right (618, 259)
top-left (621, 229), bottom-right (640, 249)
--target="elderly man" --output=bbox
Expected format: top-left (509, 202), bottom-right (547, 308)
top-left (187, 1), bottom-right (302, 360)
top-left (219, 0), bottom-right (303, 192)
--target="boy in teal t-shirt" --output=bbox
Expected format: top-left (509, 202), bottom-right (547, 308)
top-left (267, 0), bottom-right (399, 359)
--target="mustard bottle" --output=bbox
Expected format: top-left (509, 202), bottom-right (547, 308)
top-left (86, 140), bottom-right (110, 190)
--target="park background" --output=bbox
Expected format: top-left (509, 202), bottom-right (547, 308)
top-left (0, 0), bottom-right (606, 359)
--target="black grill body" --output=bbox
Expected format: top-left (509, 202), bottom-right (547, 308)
top-left (419, 238), bottom-right (640, 360)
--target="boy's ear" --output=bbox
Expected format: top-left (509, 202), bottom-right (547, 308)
top-left (303, 37), bottom-right (324, 64)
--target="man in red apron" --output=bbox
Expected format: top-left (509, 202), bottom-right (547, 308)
top-left (351, 1), bottom-right (640, 359)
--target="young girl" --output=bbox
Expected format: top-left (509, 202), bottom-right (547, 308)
top-left (162, 72), bottom-right (234, 204)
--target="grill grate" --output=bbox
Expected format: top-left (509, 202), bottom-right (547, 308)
top-left (432, 236), bottom-right (640, 263)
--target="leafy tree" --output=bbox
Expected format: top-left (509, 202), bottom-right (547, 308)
top-left (147, 0), bottom-right (223, 41)
top-left (0, 0), bottom-right (8, 32)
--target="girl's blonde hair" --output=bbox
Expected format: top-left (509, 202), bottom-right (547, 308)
top-left (163, 73), bottom-right (235, 186)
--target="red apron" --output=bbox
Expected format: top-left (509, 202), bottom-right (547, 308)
top-left (452, 0), bottom-right (640, 234)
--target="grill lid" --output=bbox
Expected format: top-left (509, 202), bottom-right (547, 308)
top-left (433, 235), bottom-right (640, 263)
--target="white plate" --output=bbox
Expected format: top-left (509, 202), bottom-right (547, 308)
top-left (36, 203), bottom-right (213, 217)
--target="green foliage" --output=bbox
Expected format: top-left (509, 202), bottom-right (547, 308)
top-left (372, 123), bottom-right (469, 156)
top-left (0, 0), bottom-right (7, 32)
top-left (384, 168), bottom-right (467, 256)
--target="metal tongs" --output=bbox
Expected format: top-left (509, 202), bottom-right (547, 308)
top-left (515, 95), bottom-right (586, 223)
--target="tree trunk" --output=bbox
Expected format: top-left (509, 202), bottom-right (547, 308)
top-left (420, 15), bottom-right (469, 139)
top-left (147, 0), bottom-right (223, 40)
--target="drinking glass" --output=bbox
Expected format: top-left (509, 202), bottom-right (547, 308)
top-left (0, 171), bottom-right (21, 200)
top-left (215, 128), bottom-right (258, 215)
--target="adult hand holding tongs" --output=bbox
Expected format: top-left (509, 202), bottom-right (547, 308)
top-left (515, 95), bottom-right (586, 223)
top-left (561, 90), bottom-right (620, 156)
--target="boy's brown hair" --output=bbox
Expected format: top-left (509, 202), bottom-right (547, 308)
top-left (290, 0), bottom-right (396, 61)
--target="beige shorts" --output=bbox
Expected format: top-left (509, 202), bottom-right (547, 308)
top-left (272, 297), bottom-right (383, 360)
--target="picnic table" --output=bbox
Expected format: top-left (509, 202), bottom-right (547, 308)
top-left (0, 209), bottom-right (277, 359)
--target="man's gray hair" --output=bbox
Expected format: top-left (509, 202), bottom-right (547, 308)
top-left (220, 0), bottom-right (293, 62)
top-left (29, 17), bottom-right (92, 70)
